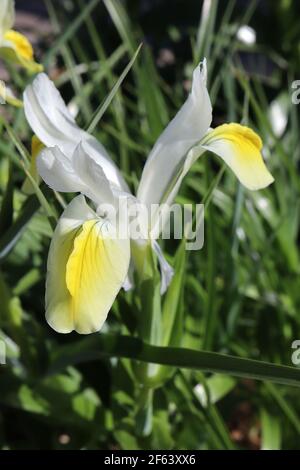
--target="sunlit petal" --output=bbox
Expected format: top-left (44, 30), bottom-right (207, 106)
top-left (37, 146), bottom-right (82, 193)
top-left (137, 60), bottom-right (212, 208)
top-left (23, 73), bottom-right (129, 191)
top-left (46, 195), bottom-right (130, 334)
top-left (37, 142), bottom-right (116, 205)
top-left (201, 123), bottom-right (274, 190)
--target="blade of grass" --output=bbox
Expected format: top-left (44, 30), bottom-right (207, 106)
top-left (86, 43), bottom-right (142, 134)
top-left (48, 333), bottom-right (300, 388)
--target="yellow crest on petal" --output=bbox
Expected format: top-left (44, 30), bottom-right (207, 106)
top-left (201, 123), bottom-right (274, 190)
top-left (207, 123), bottom-right (263, 151)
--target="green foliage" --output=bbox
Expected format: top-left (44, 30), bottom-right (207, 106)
top-left (0, 0), bottom-right (300, 450)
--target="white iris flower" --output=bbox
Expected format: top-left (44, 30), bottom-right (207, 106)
top-left (23, 60), bottom-right (274, 334)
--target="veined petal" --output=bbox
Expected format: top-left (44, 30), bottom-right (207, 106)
top-left (0, 0), bottom-right (15, 38)
top-left (23, 73), bottom-right (129, 191)
top-left (137, 60), bottom-right (212, 208)
top-left (46, 195), bottom-right (130, 334)
top-left (1, 30), bottom-right (43, 73)
top-left (201, 123), bottom-right (274, 190)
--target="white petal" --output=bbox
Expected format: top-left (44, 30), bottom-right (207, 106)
top-left (200, 123), bottom-right (274, 190)
top-left (137, 60), bottom-right (212, 208)
top-left (72, 141), bottom-right (116, 206)
top-left (45, 195), bottom-right (97, 333)
top-left (46, 195), bottom-right (130, 334)
top-left (37, 146), bottom-right (82, 193)
top-left (37, 142), bottom-right (117, 207)
top-left (23, 73), bottom-right (129, 191)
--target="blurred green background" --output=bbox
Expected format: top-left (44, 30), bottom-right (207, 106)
top-left (0, 0), bottom-right (300, 450)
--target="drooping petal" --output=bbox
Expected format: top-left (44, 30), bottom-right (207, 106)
top-left (200, 123), bottom-right (274, 190)
top-left (0, 0), bottom-right (15, 38)
top-left (1, 30), bottom-right (43, 73)
top-left (46, 195), bottom-right (130, 334)
top-left (45, 195), bottom-right (96, 333)
top-left (23, 73), bottom-right (129, 191)
top-left (137, 60), bottom-right (212, 208)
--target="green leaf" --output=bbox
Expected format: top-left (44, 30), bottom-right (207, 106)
top-left (48, 333), bottom-right (300, 388)
top-left (261, 408), bottom-right (281, 450)
top-left (162, 241), bottom-right (186, 347)
top-left (0, 194), bottom-right (39, 263)
top-left (194, 374), bottom-right (236, 407)
top-left (86, 43), bottom-right (142, 134)
top-left (0, 160), bottom-right (14, 236)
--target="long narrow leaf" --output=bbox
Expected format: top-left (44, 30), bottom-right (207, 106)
top-left (49, 333), bottom-right (300, 388)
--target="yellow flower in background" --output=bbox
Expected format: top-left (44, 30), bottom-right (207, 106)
top-left (0, 0), bottom-right (43, 73)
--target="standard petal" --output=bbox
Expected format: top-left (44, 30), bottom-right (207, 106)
top-left (137, 60), bottom-right (212, 207)
top-left (23, 73), bottom-right (86, 156)
top-left (46, 195), bottom-right (130, 334)
top-left (200, 123), bottom-right (274, 190)
top-left (23, 73), bottom-right (129, 191)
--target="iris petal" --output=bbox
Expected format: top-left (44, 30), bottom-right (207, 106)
top-left (201, 123), bottom-right (274, 190)
top-left (46, 195), bottom-right (130, 334)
